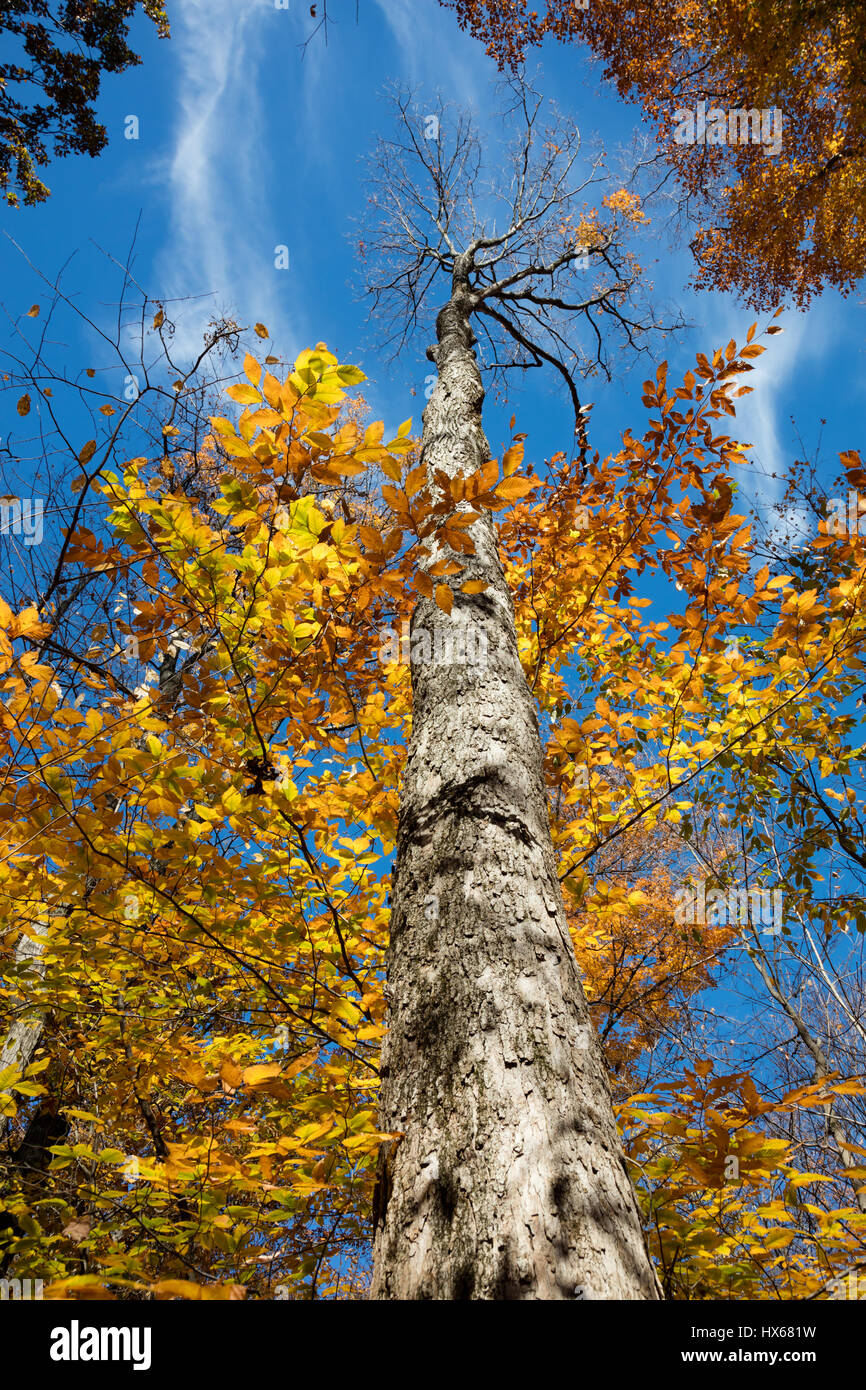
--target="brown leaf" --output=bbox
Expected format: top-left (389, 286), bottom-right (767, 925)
top-left (62, 1216), bottom-right (93, 1242)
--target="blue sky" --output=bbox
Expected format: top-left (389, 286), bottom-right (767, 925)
top-left (2, 0), bottom-right (864, 538)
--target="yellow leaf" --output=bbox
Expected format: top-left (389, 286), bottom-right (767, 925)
top-left (219, 1058), bottom-right (244, 1090)
top-left (243, 354), bottom-right (262, 387)
top-left (435, 585), bottom-right (453, 614)
top-left (153, 1280), bottom-right (246, 1301)
top-left (226, 384), bottom-right (261, 406)
top-left (461, 581), bottom-right (487, 594)
top-left (243, 1063), bottom-right (283, 1086)
top-left (254, 323), bottom-right (269, 339)
top-left (9, 607), bottom-right (44, 639)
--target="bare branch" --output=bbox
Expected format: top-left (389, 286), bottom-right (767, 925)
top-left (359, 75), bottom-right (684, 432)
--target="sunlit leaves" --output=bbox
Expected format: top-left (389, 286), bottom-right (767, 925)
top-left (2, 326), bottom-right (864, 1304)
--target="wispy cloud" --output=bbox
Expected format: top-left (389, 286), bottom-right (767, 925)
top-left (701, 302), bottom-right (830, 503)
top-left (154, 0), bottom-right (297, 362)
top-left (372, 0), bottom-right (488, 104)
top-left (690, 299), bottom-right (845, 554)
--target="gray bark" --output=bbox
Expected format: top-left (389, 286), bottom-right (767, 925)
top-left (0, 920), bottom-right (49, 1145)
top-left (370, 263), bottom-right (661, 1300)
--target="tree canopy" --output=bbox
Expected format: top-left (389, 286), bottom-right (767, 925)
top-left (1, 1), bottom-right (169, 207)
top-left (443, 0), bottom-right (866, 306)
top-left (1, 292), bottom-right (864, 1298)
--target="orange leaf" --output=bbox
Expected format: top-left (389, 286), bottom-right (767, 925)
top-left (502, 442), bottom-right (524, 476)
top-left (496, 475), bottom-right (535, 501)
top-left (405, 465), bottom-right (427, 498)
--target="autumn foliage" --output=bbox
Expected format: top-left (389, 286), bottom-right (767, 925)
top-left (444, 0), bottom-right (866, 306)
top-left (1, 321), bottom-right (865, 1299)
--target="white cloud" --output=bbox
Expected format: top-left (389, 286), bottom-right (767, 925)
top-left (154, 0), bottom-right (298, 363)
top-left (700, 301), bottom-right (831, 514)
top-left (372, 0), bottom-right (487, 104)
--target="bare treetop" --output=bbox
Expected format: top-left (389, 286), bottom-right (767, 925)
top-left (360, 76), bottom-right (682, 429)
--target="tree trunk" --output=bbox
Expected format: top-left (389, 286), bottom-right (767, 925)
top-left (0, 920), bottom-right (48, 1146)
top-left (370, 265), bottom-right (662, 1300)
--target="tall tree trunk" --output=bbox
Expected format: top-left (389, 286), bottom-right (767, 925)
top-left (370, 263), bottom-right (661, 1300)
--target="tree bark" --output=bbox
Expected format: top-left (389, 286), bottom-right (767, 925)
top-left (370, 263), bottom-right (661, 1300)
top-left (0, 919), bottom-right (48, 1146)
